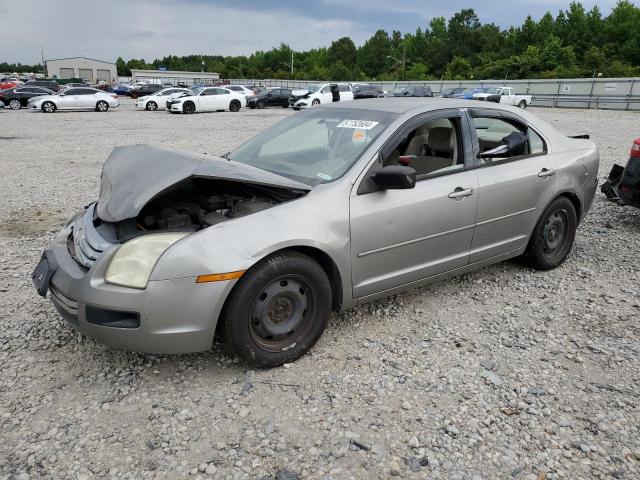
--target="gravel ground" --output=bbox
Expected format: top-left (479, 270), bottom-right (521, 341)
top-left (0, 100), bottom-right (639, 480)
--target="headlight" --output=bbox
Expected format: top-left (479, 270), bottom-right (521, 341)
top-left (105, 233), bottom-right (189, 289)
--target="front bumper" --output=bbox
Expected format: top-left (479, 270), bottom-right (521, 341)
top-left (38, 221), bottom-right (235, 354)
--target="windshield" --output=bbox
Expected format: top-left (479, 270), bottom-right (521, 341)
top-left (189, 87), bottom-right (204, 96)
top-left (306, 84), bottom-right (320, 93)
top-left (227, 107), bottom-right (396, 185)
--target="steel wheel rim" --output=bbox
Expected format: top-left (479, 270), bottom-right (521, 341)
top-left (249, 276), bottom-right (314, 353)
top-left (148, 102), bottom-right (157, 111)
top-left (542, 209), bottom-right (567, 254)
top-left (43, 102), bottom-right (54, 112)
top-left (97, 101), bottom-right (107, 111)
top-left (9, 100), bottom-right (20, 109)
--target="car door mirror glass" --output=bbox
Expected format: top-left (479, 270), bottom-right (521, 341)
top-left (372, 165), bottom-right (416, 190)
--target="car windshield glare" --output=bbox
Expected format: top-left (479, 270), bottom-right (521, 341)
top-left (227, 107), bottom-right (396, 186)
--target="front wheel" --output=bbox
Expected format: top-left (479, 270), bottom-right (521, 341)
top-left (221, 251), bottom-right (332, 368)
top-left (256, 100), bottom-right (265, 109)
top-left (183, 102), bottom-right (195, 114)
top-left (229, 99), bottom-right (241, 112)
top-left (522, 197), bottom-right (577, 270)
top-left (311, 99), bottom-right (320, 106)
top-left (41, 101), bottom-right (56, 113)
top-left (518, 100), bottom-right (527, 109)
top-left (146, 101), bottom-right (157, 111)
top-left (8, 99), bottom-right (21, 110)
top-left (96, 100), bottom-right (109, 112)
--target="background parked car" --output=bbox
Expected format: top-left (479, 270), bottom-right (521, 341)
top-left (473, 86), bottom-right (532, 108)
top-left (0, 77), bottom-right (21, 90)
top-left (25, 80), bottom-right (59, 92)
top-left (454, 88), bottom-right (486, 99)
top-left (393, 85), bottom-right (433, 97)
top-left (130, 84), bottom-right (163, 99)
top-left (440, 87), bottom-right (465, 98)
top-left (29, 87), bottom-right (119, 113)
top-left (112, 84), bottom-right (132, 96)
top-left (0, 86), bottom-right (53, 109)
top-left (166, 87), bottom-right (245, 114)
top-left (225, 85), bottom-right (258, 97)
top-left (247, 88), bottom-right (291, 109)
top-left (352, 83), bottom-right (383, 99)
top-left (290, 83), bottom-right (353, 109)
top-left (136, 87), bottom-right (191, 111)
top-left (601, 137), bottom-right (640, 208)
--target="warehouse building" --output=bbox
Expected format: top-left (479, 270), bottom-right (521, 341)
top-left (46, 57), bottom-right (117, 83)
top-left (130, 69), bottom-right (220, 86)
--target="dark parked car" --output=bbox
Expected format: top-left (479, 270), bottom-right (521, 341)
top-left (602, 137), bottom-right (640, 208)
top-left (0, 86), bottom-right (53, 109)
top-left (352, 83), bottom-right (383, 99)
top-left (130, 84), bottom-right (162, 99)
top-left (393, 85), bottom-right (433, 97)
top-left (247, 88), bottom-right (292, 108)
top-left (26, 80), bottom-right (60, 92)
top-left (440, 87), bottom-right (465, 98)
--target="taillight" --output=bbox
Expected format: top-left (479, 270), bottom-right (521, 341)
top-left (631, 138), bottom-right (640, 158)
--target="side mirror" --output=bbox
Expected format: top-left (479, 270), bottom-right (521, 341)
top-left (372, 165), bottom-right (416, 190)
top-left (479, 131), bottom-right (528, 158)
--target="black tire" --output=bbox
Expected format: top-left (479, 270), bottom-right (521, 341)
top-left (96, 100), bottom-right (109, 112)
top-left (41, 101), bottom-right (56, 113)
top-left (221, 251), bottom-right (332, 368)
top-left (183, 102), bottom-right (195, 114)
top-left (229, 99), bottom-right (241, 112)
top-left (522, 196), bottom-right (577, 270)
top-left (518, 100), bottom-right (527, 109)
top-left (256, 100), bottom-right (265, 109)
top-left (146, 101), bottom-right (157, 111)
top-left (8, 99), bottom-right (21, 110)
top-left (311, 99), bottom-right (320, 106)
top-left (249, 105), bottom-right (256, 109)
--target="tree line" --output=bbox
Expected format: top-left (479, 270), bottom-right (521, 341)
top-left (3, 1), bottom-right (639, 81)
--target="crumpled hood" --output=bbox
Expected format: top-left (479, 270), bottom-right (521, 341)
top-left (96, 144), bottom-right (311, 222)
top-left (291, 89), bottom-right (309, 96)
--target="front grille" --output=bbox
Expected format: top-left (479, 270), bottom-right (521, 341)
top-left (70, 204), bottom-right (113, 269)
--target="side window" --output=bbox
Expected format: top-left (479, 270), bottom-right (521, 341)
top-left (282, 89), bottom-right (291, 96)
top-left (77, 89), bottom-right (95, 95)
top-left (320, 86), bottom-right (331, 94)
top-left (64, 88), bottom-right (80, 95)
top-left (471, 116), bottom-right (546, 160)
top-left (338, 84), bottom-right (350, 92)
top-left (382, 116), bottom-right (464, 177)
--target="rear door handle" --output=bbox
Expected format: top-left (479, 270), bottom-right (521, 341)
top-left (448, 187), bottom-right (474, 198)
top-left (538, 168), bottom-right (556, 177)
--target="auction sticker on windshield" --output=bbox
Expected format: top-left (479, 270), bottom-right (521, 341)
top-left (336, 120), bottom-right (379, 130)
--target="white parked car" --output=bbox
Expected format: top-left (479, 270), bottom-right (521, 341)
top-left (224, 85), bottom-right (257, 97)
top-left (28, 87), bottom-right (119, 113)
top-left (473, 87), bottom-right (532, 108)
top-left (136, 87), bottom-right (191, 111)
top-left (290, 83), bottom-right (353, 109)
top-left (165, 87), bottom-right (245, 114)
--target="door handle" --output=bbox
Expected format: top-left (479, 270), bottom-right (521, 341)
top-left (538, 168), bottom-right (556, 177)
top-left (448, 187), bottom-right (474, 198)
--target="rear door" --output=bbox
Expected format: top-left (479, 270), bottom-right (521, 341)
top-left (266, 89), bottom-right (280, 106)
top-left (279, 89), bottom-right (291, 106)
top-left (467, 108), bottom-right (557, 262)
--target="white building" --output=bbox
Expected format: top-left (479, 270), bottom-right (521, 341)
top-left (130, 69), bottom-right (220, 86)
top-left (46, 57), bottom-right (117, 83)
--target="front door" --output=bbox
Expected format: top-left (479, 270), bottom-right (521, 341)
top-left (468, 110), bottom-right (557, 262)
top-left (350, 111), bottom-right (478, 298)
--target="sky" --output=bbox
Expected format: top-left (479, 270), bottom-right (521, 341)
top-left (0, 0), bottom-right (621, 64)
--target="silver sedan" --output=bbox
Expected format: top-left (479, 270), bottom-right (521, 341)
top-left (28, 87), bottom-right (119, 112)
top-left (33, 99), bottom-right (599, 367)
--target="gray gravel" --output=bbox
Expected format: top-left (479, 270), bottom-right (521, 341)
top-left (1, 100), bottom-right (639, 479)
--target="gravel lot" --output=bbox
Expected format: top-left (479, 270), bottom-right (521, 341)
top-left (1, 99), bottom-right (639, 480)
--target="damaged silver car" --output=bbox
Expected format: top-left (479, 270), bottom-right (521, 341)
top-left (33, 99), bottom-right (599, 367)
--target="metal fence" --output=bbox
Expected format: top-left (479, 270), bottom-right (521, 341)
top-left (230, 77), bottom-right (640, 110)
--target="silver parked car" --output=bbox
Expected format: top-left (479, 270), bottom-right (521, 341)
top-left (28, 87), bottom-right (119, 112)
top-left (33, 99), bottom-right (599, 367)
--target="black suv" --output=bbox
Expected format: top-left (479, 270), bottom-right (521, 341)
top-left (130, 84), bottom-right (163, 99)
top-left (25, 80), bottom-right (60, 92)
top-left (0, 86), bottom-right (53, 109)
top-left (247, 88), bottom-right (292, 108)
top-left (353, 84), bottom-right (382, 99)
top-left (394, 85), bottom-right (433, 97)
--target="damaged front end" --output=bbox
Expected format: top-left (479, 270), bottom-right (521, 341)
top-left (69, 144), bottom-right (310, 269)
top-left (601, 138), bottom-right (640, 208)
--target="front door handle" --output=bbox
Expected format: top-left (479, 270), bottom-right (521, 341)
top-left (538, 168), bottom-right (556, 177)
top-left (448, 187), bottom-right (474, 198)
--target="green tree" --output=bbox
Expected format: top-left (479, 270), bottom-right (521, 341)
top-left (445, 57), bottom-right (472, 79)
top-left (328, 37), bottom-right (357, 69)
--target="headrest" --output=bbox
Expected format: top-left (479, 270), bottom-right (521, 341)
top-left (428, 127), bottom-right (453, 153)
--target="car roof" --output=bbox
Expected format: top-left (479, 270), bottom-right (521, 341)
top-left (318, 97), bottom-right (520, 114)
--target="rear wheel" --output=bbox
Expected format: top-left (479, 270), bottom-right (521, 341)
top-left (41, 101), bottom-right (56, 113)
top-left (183, 102), bottom-right (195, 114)
top-left (146, 101), bottom-right (157, 111)
top-left (221, 251), bottom-right (332, 368)
top-left (229, 99), bottom-right (241, 112)
top-left (95, 100), bottom-right (109, 112)
top-left (518, 100), bottom-right (527, 109)
top-left (256, 100), bottom-right (265, 109)
top-left (522, 196), bottom-right (577, 270)
top-left (8, 99), bottom-right (21, 110)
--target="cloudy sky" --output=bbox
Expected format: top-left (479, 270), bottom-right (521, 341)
top-left (2, 0), bottom-right (620, 64)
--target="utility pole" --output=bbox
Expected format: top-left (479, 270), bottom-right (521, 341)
top-left (291, 49), bottom-right (294, 76)
top-left (40, 47), bottom-right (47, 77)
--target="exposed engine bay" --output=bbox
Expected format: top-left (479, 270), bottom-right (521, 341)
top-left (95, 178), bottom-right (306, 242)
